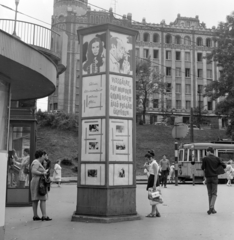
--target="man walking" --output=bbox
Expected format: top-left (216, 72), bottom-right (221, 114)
top-left (159, 155), bottom-right (170, 188)
top-left (201, 147), bottom-right (226, 215)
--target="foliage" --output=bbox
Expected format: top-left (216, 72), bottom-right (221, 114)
top-left (205, 12), bottom-right (234, 136)
top-left (61, 158), bottom-right (73, 166)
top-left (36, 110), bottom-right (78, 131)
top-left (136, 58), bottom-right (167, 123)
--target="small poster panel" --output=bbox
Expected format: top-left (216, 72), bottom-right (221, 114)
top-left (82, 75), bottom-right (106, 117)
top-left (81, 164), bottom-right (105, 185)
top-left (109, 119), bottom-right (132, 161)
top-left (81, 119), bottom-right (105, 161)
top-left (109, 164), bottom-right (133, 186)
top-left (82, 32), bottom-right (106, 75)
top-left (109, 32), bottom-right (133, 75)
top-left (109, 75), bottom-right (133, 118)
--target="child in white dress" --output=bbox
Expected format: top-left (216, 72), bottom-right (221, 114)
top-left (53, 160), bottom-right (62, 187)
top-left (226, 160), bottom-right (234, 186)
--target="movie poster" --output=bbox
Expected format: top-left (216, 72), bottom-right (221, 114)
top-left (109, 32), bottom-right (133, 75)
top-left (82, 32), bottom-right (106, 75)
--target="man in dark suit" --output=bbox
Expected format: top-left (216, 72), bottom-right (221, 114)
top-left (201, 147), bottom-right (226, 215)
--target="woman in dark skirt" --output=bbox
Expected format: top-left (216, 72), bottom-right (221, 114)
top-left (145, 153), bottom-right (161, 217)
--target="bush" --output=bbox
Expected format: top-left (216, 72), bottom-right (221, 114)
top-left (139, 120), bottom-right (144, 125)
top-left (36, 111), bottom-right (78, 131)
top-left (72, 166), bottom-right (78, 173)
top-left (61, 158), bottom-right (73, 166)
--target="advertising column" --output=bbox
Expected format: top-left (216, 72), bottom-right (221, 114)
top-left (72, 24), bottom-right (139, 222)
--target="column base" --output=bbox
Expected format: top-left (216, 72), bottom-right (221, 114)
top-left (71, 212), bottom-right (141, 223)
top-left (0, 226), bottom-right (5, 240)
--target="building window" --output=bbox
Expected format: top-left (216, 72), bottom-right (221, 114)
top-left (186, 101), bottom-right (191, 109)
top-left (153, 99), bottom-right (159, 108)
top-left (176, 83), bottom-right (181, 93)
top-left (143, 49), bottom-right (149, 58)
top-left (197, 69), bottom-right (203, 78)
top-left (206, 38), bottom-right (212, 47)
top-left (50, 104), bottom-right (53, 111)
top-left (185, 52), bottom-right (190, 61)
top-left (176, 100), bottom-right (181, 109)
top-left (185, 84), bottom-right (191, 94)
top-left (166, 83), bottom-right (172, 92)
top-left (184, 36), bottom-right (191, 45)
top-left (143, 32), bottom-right (150, 42)
top-left (166, 67), bottom-right (171, 76)
top-left (197, 37), bottom-right (203, 46)
top-left (185, 68), bottom-right (190, 77)
top-left (198, 85), bottom-right (203, 93)
top-left (176, 51), bottom-right (181, 60)
top-left (197, 53), bottom-right (203, 61)
top-left (53, 103), bottom-right (58, 110)
top-left (153, 33), bottom-right (159, 43)
top-left (153, 49), bottom-right (159, 59)
top-left (166, 99), bottom-right (172, 108)
top-left (207, 69), bottom-right (212, 79)
top-left (166, 50), bottom-right (171, 60)
top-left (165, 34), bottom-right (172, 44)
top-left (176, 68), bottom-right (181, 77)
top-left (136, 48), bottom-right (140, 57)
top-left (175, 35), bottom-right (181, 44)
top-left (208, 101), bottom-right (213, 110)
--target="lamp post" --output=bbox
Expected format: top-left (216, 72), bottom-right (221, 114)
top-left (197, 88), bottom-right (202, 129)
top-left (12, 0), bottom-right (20, 37)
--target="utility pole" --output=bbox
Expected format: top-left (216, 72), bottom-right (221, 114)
top-left (190, 108), bottom-right (194, 142)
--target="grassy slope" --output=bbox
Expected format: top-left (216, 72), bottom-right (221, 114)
top-left (37, 125), bottom-right (227, 177)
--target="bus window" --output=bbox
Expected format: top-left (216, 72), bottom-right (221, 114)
top-left (218, 151), bottom-right (234, 162)
top-left (184, 149), bottom-right (188, 161)
top-left (178, 149), bottom-right (184, 161)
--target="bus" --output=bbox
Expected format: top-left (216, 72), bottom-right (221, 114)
top-left (178, 141), bottom-right (234, 183)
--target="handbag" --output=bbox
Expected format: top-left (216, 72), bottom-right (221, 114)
top-left (38, 175), bottom-right (51, 196)
top-left (148, 188), bottom-right (163, 204)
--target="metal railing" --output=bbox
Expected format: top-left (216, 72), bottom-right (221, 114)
top-left (0, 19), bottom-right (60, 51)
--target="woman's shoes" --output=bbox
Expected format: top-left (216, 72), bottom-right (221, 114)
top-left (41, 216), bottom-right (52, 221)
top-left (146, 213), bottom-right (156, 218)
top-left (33, 216), bottom-right (41, 221)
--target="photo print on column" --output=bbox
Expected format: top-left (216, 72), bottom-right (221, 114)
top-left (109, 32), bottom-right (133, 75)
top-left (82, 32), bottom-right (106, 75)
top-left (89, 142), bottom-right (99, 151)
top-left (89, 124), bottom-right (99, 132)
top-left (87, 169), bottom-right (97, 178)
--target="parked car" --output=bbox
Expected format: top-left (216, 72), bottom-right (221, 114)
top-left (154, 122), bottom-right (167, 126)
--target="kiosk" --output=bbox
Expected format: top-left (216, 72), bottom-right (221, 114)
top-left (72, 24), bottom-right (140, 222)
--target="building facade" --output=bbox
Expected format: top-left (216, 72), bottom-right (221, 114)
top-left (49, 0), bottom-right (222, 127)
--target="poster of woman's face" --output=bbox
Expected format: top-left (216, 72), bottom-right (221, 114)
top-left (82, 32), bottom-right (106, 75)
top-left (109, 32), bottom-right (133, 75)
top-left (88, 169), bottom-right (97, 178)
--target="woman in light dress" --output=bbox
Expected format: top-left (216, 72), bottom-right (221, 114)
top-left (53, 160), bottom-right (62, 187)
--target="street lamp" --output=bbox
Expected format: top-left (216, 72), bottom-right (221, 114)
top-left (197, 88), bottom-right (202, 129)
top-left (12, 0), bottom-right (20, 37)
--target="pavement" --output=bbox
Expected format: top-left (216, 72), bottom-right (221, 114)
top-left (4, 180), bottom-right (234, 240)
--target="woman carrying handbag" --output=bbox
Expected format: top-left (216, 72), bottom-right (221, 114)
top-left (30, 150), bottom-right (52, 221)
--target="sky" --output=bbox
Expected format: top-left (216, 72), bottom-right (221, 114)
top-left (0, 0), bottom-right (233, 111)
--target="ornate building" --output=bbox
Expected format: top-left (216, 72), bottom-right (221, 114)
top-left (49, 0), bottom-right (222, 127)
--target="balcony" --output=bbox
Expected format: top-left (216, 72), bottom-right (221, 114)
top-left (0, 19), bottom-right (66, 75)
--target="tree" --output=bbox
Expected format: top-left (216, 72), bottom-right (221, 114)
top-left (136, 58), bottom-right (167, 124)
top-left (205, 12), bottom-right (234, 136)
